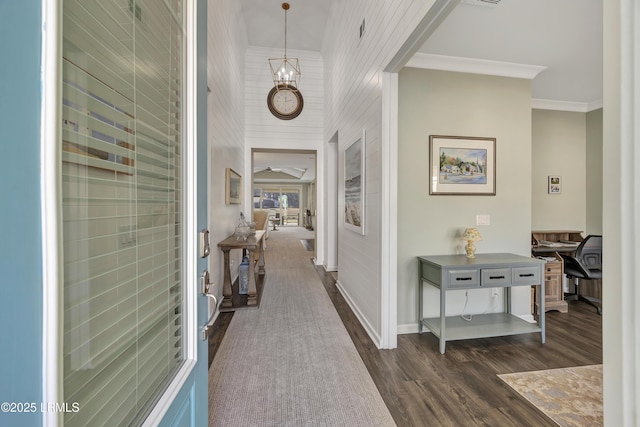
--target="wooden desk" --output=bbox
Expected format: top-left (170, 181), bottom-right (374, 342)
top-left (531, 230), bottom-right (583, 255)
top-left (218, 230), bottom-right (265, 310)
top-left (531, 231), bottom-right (583, 313)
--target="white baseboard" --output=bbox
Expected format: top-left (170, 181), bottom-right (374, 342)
top-left (397, 323), bottom-right (421, 334)
top-left (323, 264), bottom-right (338, 272)
top-left (335, 280), bottom-right (383, 348)
top-left (515, 313), bottom-right (536, 323)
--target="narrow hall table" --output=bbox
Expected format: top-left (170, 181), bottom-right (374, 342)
top-left (218, 230), bottom-right (265, 310)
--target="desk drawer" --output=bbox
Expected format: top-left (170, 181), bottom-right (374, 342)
top-left (512, 266), bottom-right (541, 285)
top-left (447, 269), bottom-right (479, 288)
top-left (545, 262), bottom-right (562, 274)
top-left (481, 268), bottom-right (511, 286)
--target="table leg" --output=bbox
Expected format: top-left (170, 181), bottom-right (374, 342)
top-left (246, 247), bottom-right (257, 306)
top-left (221, 248), bottom-right (233, 308)
top-left (539, 274), bottom-right (546, 343)
top-left (440, 286), bottom-right (446, 354)
top-left (257, 238), bottom-right (265, 275)
top-left (418, 277), bottom-right (423, 334)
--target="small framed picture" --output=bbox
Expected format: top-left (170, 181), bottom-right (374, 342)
top-left (225, 168), bottom-right (242, 204)
top-left (548, 175), bottom-right (561, 194)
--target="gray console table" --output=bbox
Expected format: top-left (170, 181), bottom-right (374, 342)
top-left (418, 253), bottom-right (545, 353)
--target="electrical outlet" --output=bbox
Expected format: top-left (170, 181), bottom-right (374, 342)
top-left (476, 214), bottom-right (491, 226)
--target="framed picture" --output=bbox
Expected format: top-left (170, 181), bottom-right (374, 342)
top-left (429, 135), bottom-right (496, 195)
top-left (344, 130), bottom-right (366, 235)
top-left (225, 168), bottom-right (241, 205)
top-left (548, 175), bottom-right (561, 194)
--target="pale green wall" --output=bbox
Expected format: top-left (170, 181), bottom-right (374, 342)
top-left (586, 109), bottom-right (603, 235)
top-left (397, 68), bottom-right (534, 331)
top-left (531, 110), bottom-right (587, 231)
top-left (530, 108), bottom-right (603, 236)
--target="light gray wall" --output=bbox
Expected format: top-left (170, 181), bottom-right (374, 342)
top-left (586, 108), bottom-right (603, 235)
top-left (531, 110), bottom-right (587, 231)
top-left (397, 68), bottom-right (534, 331)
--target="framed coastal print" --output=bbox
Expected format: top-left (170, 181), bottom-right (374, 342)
top-left (429, 135), bottom-right (496, 195)
top-left (548, 175), bottom-right (561, 194)
top-left (225, 168), bottom-right (241, 205)
top-left (344, 130), bottom-right (366, 235)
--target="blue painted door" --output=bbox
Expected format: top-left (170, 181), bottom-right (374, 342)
top-left (0, 1), bottom-right (208, 424)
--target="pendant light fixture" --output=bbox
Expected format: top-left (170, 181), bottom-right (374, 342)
top-left (268, 2), bottom-right (301, 90)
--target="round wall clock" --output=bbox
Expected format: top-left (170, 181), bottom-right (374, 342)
top-left (267, 85), bottom-right (304, 120)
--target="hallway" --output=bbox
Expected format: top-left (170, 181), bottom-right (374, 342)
top-left (207, 227), bottom-right (394, 426)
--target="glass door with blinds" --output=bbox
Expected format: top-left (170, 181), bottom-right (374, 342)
top-left (59, 0), bottom-right (206, 425)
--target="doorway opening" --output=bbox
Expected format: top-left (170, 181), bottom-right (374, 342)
top-left (251, 149), bottom-right (318, 259)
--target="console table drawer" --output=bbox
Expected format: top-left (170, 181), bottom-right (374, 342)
top-left (447, 269), bottom-right (479, 288)
top-left (481, 268), bottom-right (511, 286)
top-left (512, 266), bottom-right (541, 285)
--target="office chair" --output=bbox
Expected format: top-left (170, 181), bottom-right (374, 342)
top-left (560, 235), bottom-right (602, 314)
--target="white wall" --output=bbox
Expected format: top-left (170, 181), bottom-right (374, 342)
top-left (531, 109), bottom-right (587, 231)
top-left (243, 47), bottom-right (326, 265)
top-left (322, 0), bottom-right (448, 347)
top-left (397, 68), bottom-right (534, 331)
top-left (207, 0), bottom-right (248, 306)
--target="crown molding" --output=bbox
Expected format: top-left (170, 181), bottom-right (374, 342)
top-left (406, 52), bottom-right (546, 80)
top-left (531, 98), bottom-right (604, 112)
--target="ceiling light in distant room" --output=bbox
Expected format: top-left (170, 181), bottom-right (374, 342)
top-left (462, 0), bottom-right (501, 7)
top-left (267, 2), bottom-right (304, 120)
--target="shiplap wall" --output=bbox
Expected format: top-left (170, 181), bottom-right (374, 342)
top-left (322, 0), bottom-right (437, 347)
top-left (207, 0), bottom-right (248, 305)
top-left (243, 47), bottom-right (326, 264)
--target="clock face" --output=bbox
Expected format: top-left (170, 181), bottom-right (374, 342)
top-left (272, 89), bottom-right (299, 115)
top-left (267, 85), bottom-right (304, 120)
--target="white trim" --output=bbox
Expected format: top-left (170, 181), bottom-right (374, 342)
top-left (335, 280), bottom-right (382, 348)
top-left (143, 0), bottom-right (198, 424)
top-left (41, 1), bottom-right (61, 425)
top-left (380, 72), bottom-right (398, 349)
top-left (142, 361), bottom-right (197, 427)
top-left (532, 98), bottom-right (604, 112)
top-left (397, 323), bottom-right (420, 335)
top-left (406, 52), bottom-right (547, 80)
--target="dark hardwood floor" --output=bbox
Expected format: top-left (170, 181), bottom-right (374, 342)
top-left (208, 264), bottom-right (602, 426)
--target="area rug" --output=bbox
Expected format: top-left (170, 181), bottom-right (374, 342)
top-left (498, 365), bottom-right (602, 427)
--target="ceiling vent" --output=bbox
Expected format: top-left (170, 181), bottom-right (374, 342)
top-left (462, 0), bottom-right (501, 7)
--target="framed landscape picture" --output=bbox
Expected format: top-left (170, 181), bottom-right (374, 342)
top-left (344, 130), bottom-right (366, 235)
top-left (225, 168), bottom-right (241, 205)
top-left (429, 135), bottom-right (496, 195)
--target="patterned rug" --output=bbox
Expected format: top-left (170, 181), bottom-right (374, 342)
top-left (498, 365), bottom-right (603, 427)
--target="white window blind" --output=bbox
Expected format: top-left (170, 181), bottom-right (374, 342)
top-left (61, 0), bottom-right (185, 425)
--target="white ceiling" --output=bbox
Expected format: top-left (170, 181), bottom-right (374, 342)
top-left (253, 150), bottom-right (317, 183)
top-left (417, 0), bottom-right (603, 106)
top-left (240, 0), bottom-right (603, 175)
